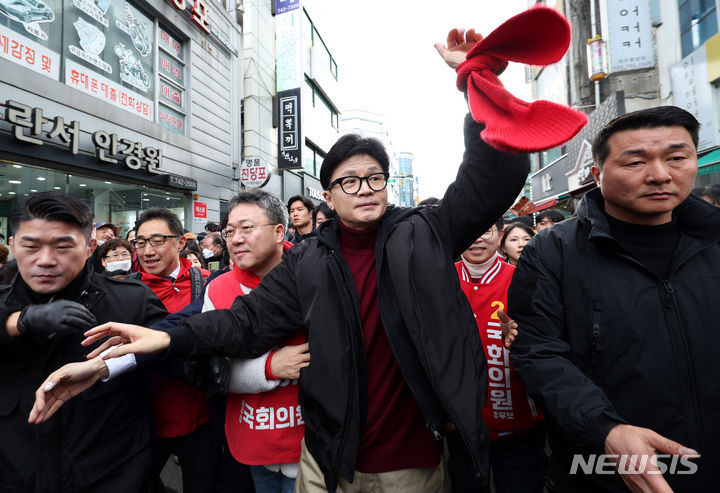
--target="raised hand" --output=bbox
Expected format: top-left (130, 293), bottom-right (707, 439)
top-left (28, 357), bottom-right (109, 424)
top-left (497, 309), bottom-right (518, 349)
top-left (18, 300), bottom-right (97, 335)
top-left (83, 322), bottom-right (170, 359)
top-left (434, 28), bottom-right (484, 69)
top-left (270, 342), bottom-right (310, 380)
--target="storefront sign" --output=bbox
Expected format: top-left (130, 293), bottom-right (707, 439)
top-left (165, 0), bottom-right (210, 34)
top-left (241, 157), bottom-right (270, 187)
top-left (278, 88), bottom-right (302, 169)
top-left (600, 0), bottom-right (654, 73)
top-left (194, 201), bottom-right (207, 218)
top-left (671, 48), bottom-right (719, 152)
top-left (3, 99), bottom-right (163, 175)
top-left (275, 0), bottom-right (300, 15)
top-left (306, 186), bottom-right (324, 201)
top-left (66, 60), bottom-right (153, 121)
top-left (530, 154), bottom-right (569, 203)
top-left (0, 0), bottom-right (61, 79)
top-left (166, 174), bottom-right (197, 190)
top-left (567, 139), bottom-right (595, 193)
top-left (0, 24), bottom-right (60, 80)
top-left (158, 104), bottom-right (185, 134)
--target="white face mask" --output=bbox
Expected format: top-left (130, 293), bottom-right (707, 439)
top-left (106, 259), bottom-right (131, 273)
top-left (96, 240), bottom-right (105, 246)
top-left (202, 248), bottom-right (214, 259)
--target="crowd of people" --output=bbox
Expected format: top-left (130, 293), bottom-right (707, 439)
top-left (1, 24), bottom-right (719, 493)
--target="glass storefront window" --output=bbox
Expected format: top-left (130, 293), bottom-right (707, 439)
top-left (0, 160), bottom-right (186, 239)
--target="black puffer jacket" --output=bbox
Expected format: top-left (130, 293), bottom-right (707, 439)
top-left (167, 114), bottom-right (530, 491)
top-left (508, 189), bottom-right (720, 492)
top-left (0, 267), bottom-right (167, 493)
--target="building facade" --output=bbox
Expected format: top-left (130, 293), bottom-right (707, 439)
top-left (0, 0), bottom-right (243, 237)
top-left (528, 0), bottom-right (720, 211)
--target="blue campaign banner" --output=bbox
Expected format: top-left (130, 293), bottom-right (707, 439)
top-left (275, 0), bottom-right (299, 15)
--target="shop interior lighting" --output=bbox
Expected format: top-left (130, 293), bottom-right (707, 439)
top-left (9, 192), bottom-right (15, 195)
top-left (53, 186), bottom-right (61, 190)
top-left (8, 180), bottom-right (21, 184)
top-left (79, 184), bottom-right (87, 187)
top-left (30, 189), bottom-right (37, 192)
top-left (12, 165), bottom-right (22, 168)
top-left (37, 177), bottom-right (46, 181)
top-left (105, 181), bottom-right (112, 184)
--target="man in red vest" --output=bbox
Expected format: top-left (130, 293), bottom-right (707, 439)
top-left (203, 189), bottom-right (308, 492)
top-left (132, 208), bottom-right (217, 493)
top-left (450, 218), bottom-right (544, 493)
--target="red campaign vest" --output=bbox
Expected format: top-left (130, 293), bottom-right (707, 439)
top-left (455, 256), bottom-right (543, 440)
top-left (208, 246), bottom-right (305, 466)
top-left (140, 257), bottom-right (210, 438)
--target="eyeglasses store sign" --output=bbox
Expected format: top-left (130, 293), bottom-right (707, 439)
top-left (2, 99), bottom-right (162, 175)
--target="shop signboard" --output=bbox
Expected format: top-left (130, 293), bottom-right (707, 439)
top-left (62, 0), bottom-right (154, 119)
top-left (193, 201), bottom-right (207, 218)
top-left (600, 0), bottom-right (654, 73)
top-left (671, 48), bottom-right (719, 152)
top-left (0, 0), bottom-right (61, 79)
top-left (240, 157), bottom-right (270, 188)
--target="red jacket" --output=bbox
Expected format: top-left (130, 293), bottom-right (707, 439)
top-left (139, 257), bottom-right (209, 438)
top-left (455, 256), bottom-right (543, 440)
top-left (207, 249), bottom-right (305, 466)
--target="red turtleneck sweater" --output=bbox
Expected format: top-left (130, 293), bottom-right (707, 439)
top-left (339, 220), bottom-right (441, 473)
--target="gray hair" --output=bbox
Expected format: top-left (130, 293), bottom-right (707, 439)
top-left (227, 189), bottom-right (289, 230)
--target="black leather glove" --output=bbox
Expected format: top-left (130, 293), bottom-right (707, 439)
top-left (17, 300), bottom-right (97, 335)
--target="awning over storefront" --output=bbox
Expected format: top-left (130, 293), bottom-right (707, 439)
top-left (526, 198), bottom-right (558, 214)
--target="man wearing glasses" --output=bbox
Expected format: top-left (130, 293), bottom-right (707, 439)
top-left (36, 35), bottom-right (531, 493)
top-left (130, 208), bottom-right (219, 493)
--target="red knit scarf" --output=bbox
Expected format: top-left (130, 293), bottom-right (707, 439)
top-left (456, 6), bottom-right (587, 153)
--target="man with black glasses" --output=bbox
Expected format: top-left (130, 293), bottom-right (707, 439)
top-left (131, 208), bottom-right (218, 493)
top-left (38, 31), bottom-right (532, 492)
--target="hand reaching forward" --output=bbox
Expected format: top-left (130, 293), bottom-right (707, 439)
top-left (83, 322), bottom-right (171, 359)
top-left (434, 28), bottom-right (484, 69)
top-left (270, 343), bottom-right (310, 380)
top-left (28, 357), bottom-right (109, 424)
top-left (604, 424), bottom-right (700, 493)
top-left (497, 309), bottom-right (518, 349)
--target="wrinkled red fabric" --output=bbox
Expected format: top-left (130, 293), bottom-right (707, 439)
top-left (456, 6), bottom-right (587, 152)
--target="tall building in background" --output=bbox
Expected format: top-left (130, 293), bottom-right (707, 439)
top-left (340, 109), bottom-right (401, 204)
top-left (526, 0), bottom-right (720, 218)
top-left (396, 152), bottom-right (416, 207)
top-left (0, 0), bottom-right (243, 236)
top-left (267, 1), bottom-right (341, 205)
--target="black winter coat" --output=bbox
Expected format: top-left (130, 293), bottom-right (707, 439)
top-left (0, 267), bottom-right (167, 492)
top-left (508, 189), bottom-right (720, 492)
top-left (167, 115), bottom-right (530, 491)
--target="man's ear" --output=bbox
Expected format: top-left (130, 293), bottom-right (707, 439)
top-left (8, 236), bottom-right (13, 249)
top-left (177, 236), bottom-right (186, 252)
top-left (87, 238), bottom-right (97, 257)
top-left (323, 191), bottom-right (334, 210)
top-left (591, 165), bottom-right (602, 187)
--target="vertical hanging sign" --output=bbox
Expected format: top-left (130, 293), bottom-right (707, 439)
top-left (275, 0), bottom-right (302, 169)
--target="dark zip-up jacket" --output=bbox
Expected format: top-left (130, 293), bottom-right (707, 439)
top-left (508, 189), bottom-right (720, 492)
top-left (166, 114), bottom-right (530, 491)
top-left (0, 267), bottom-right (167, 492)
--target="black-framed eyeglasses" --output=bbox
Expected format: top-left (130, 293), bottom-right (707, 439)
top-left (328, 172), bottom-right (390, 194)
top-left (131, 234), bottom-right (179, 249)
top-left (221, 224), bottom-right (275, 240)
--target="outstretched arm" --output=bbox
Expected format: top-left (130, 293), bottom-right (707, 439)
top-left (28, 356), bottom-right (109, 423)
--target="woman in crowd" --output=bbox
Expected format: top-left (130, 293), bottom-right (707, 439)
top-left (312, 202), bottom-right (336, 229)
top-left (97, 238), bottom-right (134, 278)
top-left (500, 222), bottom-right (534, 266)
